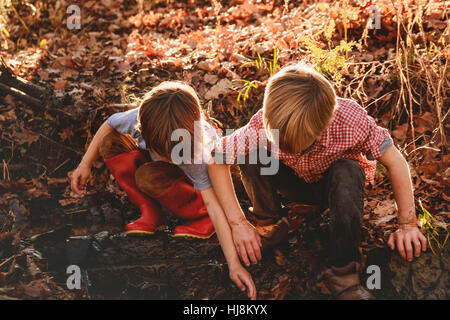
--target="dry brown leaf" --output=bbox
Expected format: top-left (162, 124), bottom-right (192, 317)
top-left (274, 249), bottom-right (287, 266)
top-left (197, 59), bottom-right (220, 72)
top-left (270, 274), bottom-right (291, 300)
top-left (391, 123), bottom-right (409, 143)
top-left (315, 281), bottom-right (332, 295)
top-left (204, 78), bottom-right (232, 100)
top-left (53, 79), bottom-right (69, 90)
top-left (13, 129), bottom-right (40, 146)
top-left (373, 199), bottom-right (396, 216)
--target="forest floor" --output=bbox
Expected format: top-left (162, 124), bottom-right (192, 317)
top-left (0, 0), bottom-right (448, 299)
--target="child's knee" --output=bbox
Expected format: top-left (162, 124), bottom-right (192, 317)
top-left (135, 161), bottom-right (185, 196)
top-left (99, 130), bottom-right (133, 160)
top-left (238, 163), bottom-right (262, 181)
top-left (327, 159), bottom-right (365, 218)
top-left (328, 159), bottom-right (365, 187)
top-left (99, 131), bottom-right (115, 159)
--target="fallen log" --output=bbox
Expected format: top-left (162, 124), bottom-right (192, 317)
top-left (0, 82), bottom-right (42, 108)
top-left (0, 56), bottom-right (48, 107)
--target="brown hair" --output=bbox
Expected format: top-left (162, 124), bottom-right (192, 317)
top-left (137, 81), bottom-right (202, 160)
top-left (263, 63), bottom-right (336, 154)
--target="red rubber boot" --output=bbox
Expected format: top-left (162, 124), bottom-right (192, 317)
top-left (104, 150), bottom-right (165, 235)
top-left (152, 177), bottom-right (215, 239)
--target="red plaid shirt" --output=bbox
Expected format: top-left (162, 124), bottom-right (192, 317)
top-left (213, 98), bottom-right (392, 184)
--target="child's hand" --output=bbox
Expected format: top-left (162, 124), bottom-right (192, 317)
top-left (229, 264), bottom-right (257, 300)
top-left (70, 162), bottom-right (91, 195)
top-left (387, 226), bottom-right (427, 261)
top-left (231, 218), bottom-right (262, 267)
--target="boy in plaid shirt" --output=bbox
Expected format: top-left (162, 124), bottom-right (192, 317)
top-left (208, 64), bottom-right (427, 299)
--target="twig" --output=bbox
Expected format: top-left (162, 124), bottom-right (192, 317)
top-left (0, 255), bottom-right (15, 269)
top-left (49, 158), bottom-right (70, 174)
top-left (2, 159), bottom-right (10, 181)
top-left (39, 134), bottom-right (83, 155)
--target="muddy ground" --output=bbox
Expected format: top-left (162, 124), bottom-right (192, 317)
top-left (1, 184), bottom-right (448, 300)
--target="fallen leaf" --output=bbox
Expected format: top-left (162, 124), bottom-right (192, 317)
top-left (204, 74), bottom-right (219, 85)
top-left (13, 128), bottom-right (40, 146)
top-left (204, 78), bottom-right (232, 100)
top-left (270, 274), bottom-right (290, 300)
top-left (19, 279), bottom-right (50, 299)
top-left (414, 112), bottom-right (433, 134)
top-left (53, 79), bottom-right (69, 90)
top-left (373, 199), bottom-right (396, 216)
top-left (315, 281), bottom-right (332, 295)
top-left (274, 249), bottom-right (287, 266)
top-left (198, 59), bottom-right (220, 72)
top-left (391, 123), bottom-right (408, 143)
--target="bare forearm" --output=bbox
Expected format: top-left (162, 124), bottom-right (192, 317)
top-left (201, 191), bottom-right (257, 299)
top-left (379, 146), bottom-right (416, 224)
top-left (208, 163), bottom-right (248, 225)
top-left (201, 189), bottom-right (241, 267)
top-left (380, 147), bottom-right (427, 261)
top-left (80, 121), bottom-right (113, 167)
top-left (208, 162), bottom-right (262, 266)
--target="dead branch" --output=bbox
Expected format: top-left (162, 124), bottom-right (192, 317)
top-left (0, 82), bottom-right (42, 108)
top-left (0, 57), bottom-right (48, 108)
top-left (0, 57), bottom-right (47, 99)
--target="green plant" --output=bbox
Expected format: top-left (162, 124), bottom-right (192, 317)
top-left (268, 47), bottom-right (280, 76)
top-left (27, 111), bottom-right (54, 128)
top-left (236, 79), bottom-right (258, 103)
top-left (299, 35), bottom-right (360, 83)
top-left (242, 48), bottom-right (280, 76)
top-left (417, 199), bottom-right (449, 256)
top-left (236, 48), bottom-right (280, 104)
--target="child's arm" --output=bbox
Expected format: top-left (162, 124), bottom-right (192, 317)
top-left (208, 163), bottom-right (262, 267)
top-left (70, 121), bottom-right (114, 195)
top-left (378, 145), bottom-right (427, 261)
top-left (200, 187), bottom-right (256, 300)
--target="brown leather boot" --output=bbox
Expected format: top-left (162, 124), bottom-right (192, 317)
top-left (322, 261), bottom-right (374, 300)
top-left (252, 215), bottom-right (289, 249)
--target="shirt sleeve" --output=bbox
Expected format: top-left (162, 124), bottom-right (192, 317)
top-left (212, 109), bottom-right (265, 164)
top-left (106, 108), bottom-right (141, 139)
top-left (201, 119), bottom-right (219, 164)
top-left (350, 102), bottom-right (392, 160)
top-left (174, 120), bottom-right (219, 191)
top-left (366, 136), bottom-right (393, 160)
top-left (179, 163), bottom-right (212, 191)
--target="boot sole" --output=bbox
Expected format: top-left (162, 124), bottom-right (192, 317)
top-left (126, 230), bottom-right (156, 236)
top-left (126, 225), bottom-right (166, 236)
top-left (172, 231), bottom-right (216, 239)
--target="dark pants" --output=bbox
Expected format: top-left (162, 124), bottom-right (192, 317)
top-left (239, 151), bottom-right (365, 267)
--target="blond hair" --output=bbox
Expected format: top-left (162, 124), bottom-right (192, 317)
top-left (263, 63), bottom-right (336, 154)
top-left (137, 81), bottom-right (202, 160)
